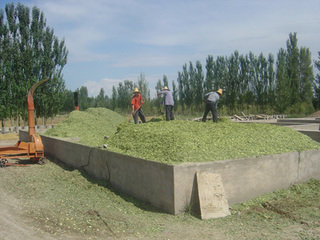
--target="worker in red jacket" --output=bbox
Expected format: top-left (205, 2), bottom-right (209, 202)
top-left (131, 88), bottom-right (146, 124)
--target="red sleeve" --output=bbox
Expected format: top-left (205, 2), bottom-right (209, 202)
top-left (140, 95), bottom-right (144, 105)
top-left (131, 96), bottom-right (135, 105)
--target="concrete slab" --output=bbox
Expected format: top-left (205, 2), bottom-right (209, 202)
top-left (277, 118), bottom-right (320, 124)
top-left (196, 172), bottom-right (230, 219)
top-left (287, 124), bottom-right (320, 131)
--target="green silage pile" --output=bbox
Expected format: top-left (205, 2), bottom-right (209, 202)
top-left (45, 109), bottom-right (320, 164)
top-left (106, 120), bottom-right (320, 164)
top-left (45, 108), bottom-right (126, 147)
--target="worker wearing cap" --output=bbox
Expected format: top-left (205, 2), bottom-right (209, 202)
top-left (157, 86), bottom-right (174, 121)
top-left (131, 88), bottom-right (146, 124)
top-left (202, 89), bottom-right (223, 123)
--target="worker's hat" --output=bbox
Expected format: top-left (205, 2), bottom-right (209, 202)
top-left (162, 86), bottom-right (169, 90)
top-left (133, 87), bottom-right (140, 93)
top-left (216, 89), bottom-right (223, 95)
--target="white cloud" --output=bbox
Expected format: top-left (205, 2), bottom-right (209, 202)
top-left (32, 0), bottom-right (319, 62)
top-left (112, 53), bottom-right (190, 68)
top-left (84, 78), bottom-right (123, 97)
top-left (13, 0), bottom-right (319, 92)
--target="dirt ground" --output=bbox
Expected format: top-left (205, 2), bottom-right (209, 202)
top-left (309, 110), bottom-right (320, 118)
top-left (0, 139), bottom-right (52, 239)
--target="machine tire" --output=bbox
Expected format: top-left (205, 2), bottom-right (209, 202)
top-left (38, 158), bottom-right (47, 165)
top-left (0, 159), bottom-right (7, 168)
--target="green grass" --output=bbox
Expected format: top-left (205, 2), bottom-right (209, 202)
top-left (1, 162), bottom-right (319, 239)
top-left (45, 108), bottom-right (126, 147)
top-left (44, 108), bottom-right (320, 164)
top-left (106, 120), bottom-right (320, 164)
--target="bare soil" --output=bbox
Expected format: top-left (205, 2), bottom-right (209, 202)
top-left (309, 110), bottom-right (320, 118)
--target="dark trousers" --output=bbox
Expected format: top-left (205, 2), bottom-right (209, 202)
top-left (165, 105), bottom-right (174, 121)
top-left (202, 101), bottom-right (218, 122)
top-left (133, 108), bottom-right (146, 124)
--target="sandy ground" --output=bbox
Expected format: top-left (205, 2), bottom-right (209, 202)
top-left (0, 193), bottom-right (57, 240)
top-left (0, 139), bottom-right (84, 240)
top-left (0, 139), bottom-right (55, 240)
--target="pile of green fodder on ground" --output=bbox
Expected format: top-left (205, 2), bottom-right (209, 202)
top-left (45, 108), bottom-right (126, 147)
top-left (106, 119), bottom-right (320, 164)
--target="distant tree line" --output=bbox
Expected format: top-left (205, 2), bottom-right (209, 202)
top-left (0, 3), bottom-right (67, 127)
top-left (70, 33), bottom-right (317, 116)
top-left (175, 33), bottom-right (315, 115)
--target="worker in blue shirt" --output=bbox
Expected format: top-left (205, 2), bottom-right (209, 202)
top-left (157, 86), bottom-right (174, 121)
top-left (202, 89), bottom-right (223, 123)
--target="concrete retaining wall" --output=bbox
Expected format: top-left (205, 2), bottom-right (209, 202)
top-left (287, 124), bottom-right (320, 131)
top-left (19, 131), bottom-right (175, 214)
top-left (297, 130), bottom-right (320, 142)
top-left (172, 151), bottom-right (320, 214)
top-left (275, 118), bottom-right (320, 143)
top-left (19, 131), bottom-right (320, 215)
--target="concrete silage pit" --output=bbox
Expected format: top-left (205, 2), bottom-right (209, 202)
top-left (236, 118), bottom-right (320, 145)
top-left (19, 126), bottom-right (320, 218)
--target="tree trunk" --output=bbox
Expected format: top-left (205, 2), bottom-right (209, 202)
top-left (1, 120), bottom-right (4, 134)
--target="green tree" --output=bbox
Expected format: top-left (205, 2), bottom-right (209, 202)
top-left (213, 56), bottom-right (228, 93)
top-left (172, 80), bottom-right (178, 110)
top-left (182, 63), bottom-right (192, 108)
top-left (275, 48), bottom-right (290, 112)
top-left (204, 55), bottom-right (214, 92)
top-left (155, 79), bottom-right (163, 113)
top-left (298, 47), bottom-right (314, 103)
top-left (0, 3), bottom-right (67, 124)
top-left (162, 74), bottom-right (169, 88)
top-left (314, 52), bottom-right (320, 109)
top-left (267, 54), bottom-right (275, 108)
top-left (95, 88), bottom-right (106, 107)
top-left (238, 54), bottom-right (250, 105)
top-left (117, 80), bottom-right (133, 111)
top-left (194, 60), bottom-right (204, 108)
top-left (137, 73), bottom-right (150, 101)
top-left (60, 89), bottom-right (75, 113)
top-left (111, 86), bottom-right (117, 110)
top-left (79, 86), bottom-right (89, 110)
top-left (286, 32), bottom-right (300, 105)
top-left (188, 62), bottom-right (195, 107)
top-left (258, 53), bottom-right (268, 108)
top-left (137, 73), bottom-right (150, 112)
top-left (177, 72), bottom-right (185, 110)
top-left (155, 79), bottom-right (162, 93)
top-left (0, 9), bottom-right (10, 128)
top-left (225, 51), bottom-right (240, 109)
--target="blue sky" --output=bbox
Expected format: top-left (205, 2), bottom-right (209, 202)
top-left (1, 0), bottom-right (319, 97)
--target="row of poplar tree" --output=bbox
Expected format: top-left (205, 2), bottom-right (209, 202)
top-left (78, 32), bottom-right (319, 115)
top-left (0, 3), bottom-right (67, 126)
top-left (176, 32), bottom-right (316, 114)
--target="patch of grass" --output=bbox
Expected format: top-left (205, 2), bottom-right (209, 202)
top-left (106, 120), bottom-right (320, 164)
top-left (221, 179), bottom-right (320, 239)
top-left (45, 108), bottom-right (126, 147)
top-left (0, 132), bottom-right (18, 140)
top-left (1, 162), bottom-right (319, 239)
top-left (43, 108), bottom-right (320, 165)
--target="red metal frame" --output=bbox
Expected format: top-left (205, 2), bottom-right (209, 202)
top-left (0, 78), bottom-right (48, 167)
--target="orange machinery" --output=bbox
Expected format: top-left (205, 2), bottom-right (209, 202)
top-left (0, 78), bottom-right (49, 167)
